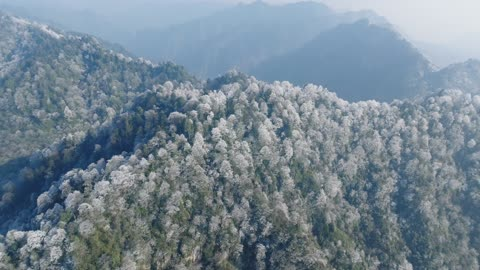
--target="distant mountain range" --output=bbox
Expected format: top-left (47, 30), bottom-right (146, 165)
top-left (0, 0), bottom-right (228, 45)
top-left (1, 1), bottom-right (479, 102)
top-left (127, 1), bottom-right (480, 101)
top-left (252, 19), bottom-right (433, 101)
top-left (129, 1), bottom-right (390, 79)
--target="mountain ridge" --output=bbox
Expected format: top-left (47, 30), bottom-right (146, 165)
top-left (0, 12), bottom-right (195, 164)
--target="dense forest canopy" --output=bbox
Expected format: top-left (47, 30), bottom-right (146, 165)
top-left (0, 73), bottom-right (479, 269)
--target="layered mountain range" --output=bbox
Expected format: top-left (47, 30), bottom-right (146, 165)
top-left (130, 1), bottom-right (390, 79)
top-left (128, 1), bottom-right (480, 101)
top-left (0, 12), bottom-right (479, 269)
top-left (2, 1), bottom-right (480, 102)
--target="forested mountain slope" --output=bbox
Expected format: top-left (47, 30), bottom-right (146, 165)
top-left (1, 72), bottom-right (479, 269)
top-left (0, 12), bottom-right (194, 164)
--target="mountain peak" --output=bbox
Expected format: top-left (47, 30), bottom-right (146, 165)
top-left (285, 0), bottom-right (331, 9)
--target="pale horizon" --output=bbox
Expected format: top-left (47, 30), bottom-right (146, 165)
top-left (2, 0), bottom-right (480, 65)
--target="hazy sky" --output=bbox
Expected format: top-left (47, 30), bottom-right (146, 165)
top-left (232, 0), bottom-right (480, 45)
top-left (2, 0), bottom-right (479, 64)
top-left (4, 0), bottom-right (479, 45)
top-left (322, 0), bottom-right (480, 44)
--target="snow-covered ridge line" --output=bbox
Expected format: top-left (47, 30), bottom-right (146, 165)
top-left (6, 13), bottom-right (162, 68)
top-left (10, 15), bottom-right (64, 39)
